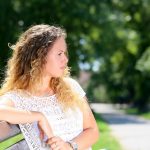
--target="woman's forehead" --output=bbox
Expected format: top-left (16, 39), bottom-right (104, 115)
top-left (48, 37), bottom-right (67, 52)
top-left (54, 37), bottom-right (67, 48)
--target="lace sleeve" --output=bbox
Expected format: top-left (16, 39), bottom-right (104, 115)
top-left (64, 77), bottom-right (86, 98)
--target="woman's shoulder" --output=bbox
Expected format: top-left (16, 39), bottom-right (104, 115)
top-left (63, 77), bottom-right (86, 98)
top-left (0, 89), bottom-right (27, 107)
top-left (0, 94), bottom-right (15, 107)
top-left (63, 77), bottom-right (82, 89)
top-left (0, 90), bottom-right (19, 107)
top-left (63, 77), bottom-right (78, 84)
top-left (1, 90), bottom-right (16, 98)
top-left (2, 89), bottom-right (23, 97)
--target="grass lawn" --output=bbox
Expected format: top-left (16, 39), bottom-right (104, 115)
top-left (92, 112), bottom-right (123, 150)
top-left (140, 112), bottom-right (150, 119)
top-left (125, 107), bottom-right (150, 119)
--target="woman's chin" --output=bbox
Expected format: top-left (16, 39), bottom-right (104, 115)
top-left (53, 73), bottom-right (64, 78)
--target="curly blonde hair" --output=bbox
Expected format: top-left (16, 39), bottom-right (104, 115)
top-left (0, 24), bottom-right (85, 111)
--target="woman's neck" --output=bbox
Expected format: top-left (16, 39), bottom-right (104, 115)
top-left (27, 75), bottom-right (54, 96)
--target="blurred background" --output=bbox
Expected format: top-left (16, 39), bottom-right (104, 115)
top-left (1, 0), bottom-right (150, 112)
top-left (0, 0), bottom-right (150, 150)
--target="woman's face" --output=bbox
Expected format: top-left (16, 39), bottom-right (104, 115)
top-left (43, 37), bottom-right (68, 77)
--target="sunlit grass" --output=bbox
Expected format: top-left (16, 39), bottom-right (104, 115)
top-left (125, 107), bottom-right (138, 114)
top-left (92, 112), bottom-right (123, 150)
top-left (140, 112), bottom-right (150, 119)
top-left (125, 107), bottom-right (150, 119)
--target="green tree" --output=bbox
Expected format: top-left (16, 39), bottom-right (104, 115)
top-left (0, 0), bottom-right (150, 111)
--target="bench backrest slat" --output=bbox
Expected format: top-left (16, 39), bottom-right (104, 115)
top-left (0, 121), bottom-right (30, 150)
top-left (0, 121), bottom-right (20, 142)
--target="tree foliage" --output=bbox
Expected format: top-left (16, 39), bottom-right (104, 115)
top-left (0, 0), bottom-right (150, 111)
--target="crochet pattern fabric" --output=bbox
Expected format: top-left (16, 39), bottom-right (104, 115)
top-left (3, 78), bottom-right (92, 150)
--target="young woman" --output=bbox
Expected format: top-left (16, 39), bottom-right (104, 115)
top-left (0, 24), bottom-right (99, 150)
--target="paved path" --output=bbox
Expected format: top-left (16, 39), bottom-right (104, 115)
top-left (90, 103), bottom-right (150, 150)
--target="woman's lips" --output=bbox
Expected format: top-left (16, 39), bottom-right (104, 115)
top-left (60, 66), bottom-right (66, 70)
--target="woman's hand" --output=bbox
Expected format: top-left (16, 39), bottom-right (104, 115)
top-left (46, 136), bottom-right (72, 150)
top-left (37, 113), bottom-right (54, 139)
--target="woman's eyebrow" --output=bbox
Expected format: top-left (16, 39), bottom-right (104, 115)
top-left (58, 49), bottom-right (67, 52)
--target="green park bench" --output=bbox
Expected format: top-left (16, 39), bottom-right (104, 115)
top-left (0, 121), bottom-right (30, 150)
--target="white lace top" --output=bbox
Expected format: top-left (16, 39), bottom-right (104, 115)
top-left (2, 78), bottom-right (92, 150)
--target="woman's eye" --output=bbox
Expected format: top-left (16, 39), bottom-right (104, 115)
top-left (58, 53), bottom-right (62, 56)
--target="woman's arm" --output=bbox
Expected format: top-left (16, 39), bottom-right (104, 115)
top-left (71, 97), bottom-right (99, 150)
top-left (0, 98), bottom-right (53, 138)
top-left (0, 105), bottom-right (43, 124)
top-left (0, 97), bottom-right (43, 124)
top-left (46, 96), bottom-right (99, 150)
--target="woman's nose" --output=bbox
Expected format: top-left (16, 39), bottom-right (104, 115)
top-left (63, 54), bottom-right (68, 64)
